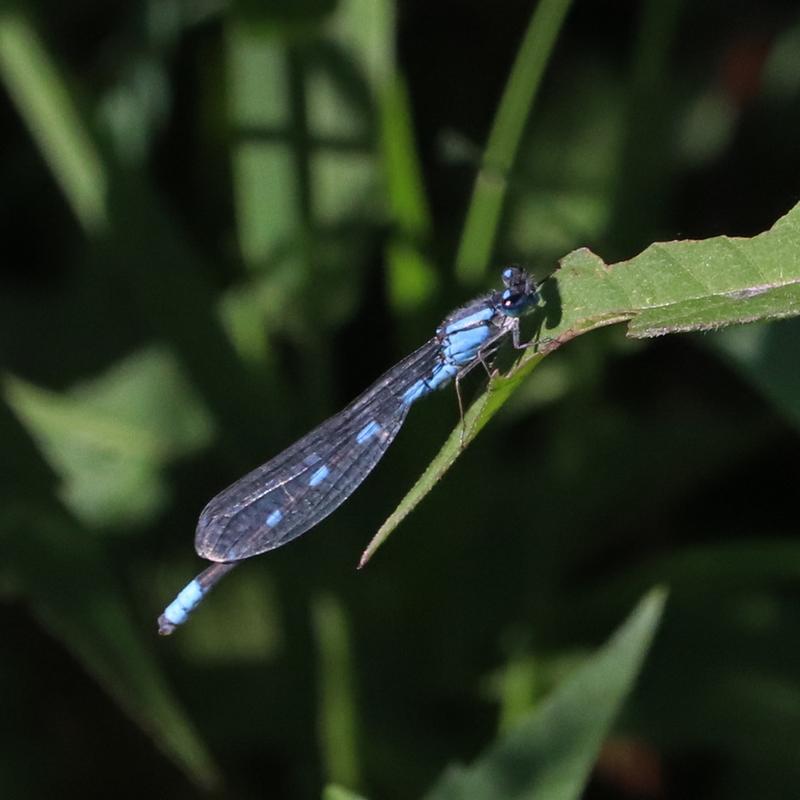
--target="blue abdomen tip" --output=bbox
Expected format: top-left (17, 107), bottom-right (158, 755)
top-left (162, 578), bottom-right (204, 626)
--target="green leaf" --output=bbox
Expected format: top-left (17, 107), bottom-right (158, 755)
top-left (313, 594), bottom-right (362, 791)
top-left (540, 202), bottom-right (800, 345)
top-left (0, 9), bottom-right (107, 232)
top-left (227, 23), bottom-right (304, 273)
top-left (0, 394), bottom-right (218, 789)
top-left (3, 347), bottom-right (213, 528)
top-left (323, 785), bottom-right (370, 800)
top-left (705, 318), bottom-right (800, 432)
top-left (0, 388), bottom-right (219, 788)
top-left (424, 589), bottom-right (666, 800)
top-left (361, 202), bottom-right (800, 564)
top-left (455, 0), bottom-right (575, 282)
top-left (359, 353), bottom-right (543, 567)
top-left (4, 504), bottom-right (220, 790)
top-left (382, 74), bottom-right (439, 311)
top-left (582, 538), bottom-right (800, 610)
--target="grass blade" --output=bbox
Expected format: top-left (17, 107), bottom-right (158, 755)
top-left (313, 594), bottom-right (362, 791)
top-left (0, 9), bottom-right (107, 232)
top-left (425, 589), bottom-right (666, 800)
top-left (455, 0), bottom-right (574, 282)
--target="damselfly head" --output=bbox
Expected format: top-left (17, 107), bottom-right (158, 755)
top-left (498, 266), bottom-right (538, 316)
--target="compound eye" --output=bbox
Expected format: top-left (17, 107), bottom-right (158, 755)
top-left (502, 267), bottom-right (520, 286)
top-left (502, 289), bottom-right (523, 309)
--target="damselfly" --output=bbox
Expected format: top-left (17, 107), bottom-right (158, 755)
top-left (158, 267), bottom-right (540, 634)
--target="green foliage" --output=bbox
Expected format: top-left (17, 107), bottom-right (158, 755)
top-left (425, 590), bottom-right (665, 800)
top-left (323, 785), bottom-right (369, 800)
top-left (364, 205), bottom-right (800, 563)
top-left (314, 594), bottom-right (362, 790)
top-left (455, 0), bottom-right (575, 282)
top-left (0, 10), bottom-right (107, 231)
top-left (5, 347), bottom-right (213, 527)
top-left (1, 1), bottom-right (799, 799)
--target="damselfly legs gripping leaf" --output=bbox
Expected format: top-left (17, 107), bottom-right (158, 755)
top-left (158, 268), bottom-right (540, 634)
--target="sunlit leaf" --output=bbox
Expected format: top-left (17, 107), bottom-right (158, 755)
top-left (362, 202), bottom-right (800, 564)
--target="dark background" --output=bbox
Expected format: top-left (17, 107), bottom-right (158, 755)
top-left (2, 1), bottom-right (800, 798)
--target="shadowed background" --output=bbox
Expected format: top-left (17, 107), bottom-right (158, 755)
top-left (2, 1), bottom-right (800, 798)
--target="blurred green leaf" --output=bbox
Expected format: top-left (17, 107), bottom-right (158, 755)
top-left (705, 318), bottom-right (800, 432)
top-left (323, 784), bottom-right (370, 800)
top-left (570, 543), bottom-right (800, 799)
top-left (1, 391), bottom-right (219, 789)
top-left (0, 9), bottom-right (107, 232)
top-left (3, 347), bottom-right (213, 528)
top-left (678, 89), bottom-right (736, 168)
top-left (327, 0), bottom-right (438, 309)
top-left (313, 594), bottom-right (361, 791)
top-left (3, 2), bottom-right (800, 797)
top-left (503, 67), bottom-right (623, 263)
top-left (226, 2), bottom-right (385, 343)
top-left (382, 73), bottom-right (438, 310)
top-left (424, 589), bottom-right (666, 800)
top-left (608, 0), bottom-right (683, 250)
top-left (154, 559), bottom-right (283, 663)
top-left (494, 654), bottom-right (543, 735)
top-left (362, 202), bottom-right (800, 563)
top-left (455, 0), bottom-right (574, 282)
top-left (97, 56), bottom-right (170, 166)
top-left (104, 173), bottom-right (275, 457)
top-left (583, 539), bottom-right (800, 609)
top-left (763, 20), bottom-right (800, 100)
top-left (5, 504), bottom-right (220, 789)
top-left (228, 24), bottom-right (303, 273)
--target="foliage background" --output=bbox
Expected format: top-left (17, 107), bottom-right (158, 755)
top-left (2, 0), bottom-right (800, 798)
